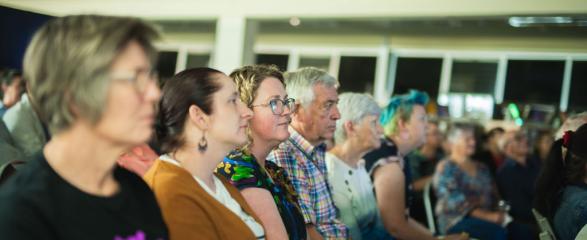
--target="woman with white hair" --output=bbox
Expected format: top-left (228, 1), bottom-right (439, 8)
top-left (326, 92), bottom-right (391, 240)
top-left (434, 123), bottom-right (507, 240)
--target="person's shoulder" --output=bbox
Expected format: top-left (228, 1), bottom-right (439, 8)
top-left (2, 95), bottom-right (31, 126)
top-left (144, 160), bottom-right (193, 194)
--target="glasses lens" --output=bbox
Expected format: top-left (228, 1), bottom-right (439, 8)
top-left (286, 98), bottom-right (296, 112)
top-left (269, 99), bottom-right (281, 114)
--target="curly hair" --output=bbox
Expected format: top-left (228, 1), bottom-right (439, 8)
top-left (229, 64), bottom-right (285, 152)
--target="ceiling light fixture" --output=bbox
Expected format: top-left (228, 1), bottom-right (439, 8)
top-left (508, 16), bottom-right (574, 27)
top-left (289, 17), bottom-right (301, 27)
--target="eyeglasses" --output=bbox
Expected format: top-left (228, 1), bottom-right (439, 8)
top-left (250, 98), bottom-right (296, 115)
top-left (111, 69), bottom-right (158, 93)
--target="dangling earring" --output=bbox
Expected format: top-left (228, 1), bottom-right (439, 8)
top-left (198, 131), bottom-right (208, 153)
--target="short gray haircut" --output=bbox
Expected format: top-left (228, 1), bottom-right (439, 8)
top-left (23, 15), bottom-right (159, 134)
top-left (334, 93), bottom-right (381, 144)
top-left (556, 112), bottom-right (587, 140)
top-left (446, 123), bottom-right (474, 144)
top-left (284, 67), bottom-right (338, 108)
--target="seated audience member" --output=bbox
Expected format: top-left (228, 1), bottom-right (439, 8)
top-left (2, 91), bottom-right (48, 158)
top-left (145, 67), bottom-right (265, 239)
top-left (405, 120), bottom-right (444, 224)
top-left (363, 90), bottom-right (467, 240)
top-left (0, 118), bottom-right (23, 165)
top-left (496, 131), bottom-right (540, 233)
top-left (216, 65), bottom-right (306, 240)
top-left (406, 120), bottom-right (444, 191)
top-left (267, 67), bottom-right (349, 239)
top-left (0, 70), bottom-right (25, 117)
top-left (473, 127), bottom-right (506, 177)
top-left (434, 124), bottom-right (508, 240)
top-left (534, 123), bottom-right (587, 240)
top-left (326, 93), bottom-right (392, 240)
top-left (0, 15), bottom-right (168, 239)
top-left (117, 143), bottom-right (158, 176)
top-left (533, 129), bottom-right (554, 163)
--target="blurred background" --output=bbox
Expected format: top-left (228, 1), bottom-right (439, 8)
top-left (1, 0), bottom-right (587, 129)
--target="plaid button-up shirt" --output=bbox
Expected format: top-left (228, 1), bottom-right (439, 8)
top-left (268, 128), bottom-right (349, 239)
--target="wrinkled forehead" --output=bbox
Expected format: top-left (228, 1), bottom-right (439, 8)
top-left (312, 84), bottom-right (338, 102)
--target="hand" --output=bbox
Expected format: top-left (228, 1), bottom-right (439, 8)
top-left (117, 144), bottom-right (158, 176)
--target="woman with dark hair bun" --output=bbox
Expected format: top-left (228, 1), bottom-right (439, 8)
top-left (534, 123), bottom-right (587, 240)
top-left (144, 67), bottom-right (265, 239)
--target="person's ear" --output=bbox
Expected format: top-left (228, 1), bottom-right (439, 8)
top-left (188, 105), bottom-right (210, 131)
top-left (343, 121), bottom-right (355, 137)
top-left (292, 104), bottom-right (306, 123)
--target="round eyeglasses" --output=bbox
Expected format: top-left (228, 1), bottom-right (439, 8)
top-left (250, 98), bottom-right (296, 115)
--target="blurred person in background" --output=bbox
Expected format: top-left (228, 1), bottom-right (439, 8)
top-left (496, 130), bottom-right (540, 238)
top-left (473, 127), bottom-right (506, 177)
top-left (117, 143), bottom-right (159, 176)
top-left (434, 124), bottom-right (508, 240)
top-left (406, 119), bottom-right (444, 192)
top-left (534, 123), bottom-right (587, 240)
top-left (405, 120), bottom-right (445, 225)
top-left (0, 15), bottom-right (168, 239)
top-left (146, 67), bottom-right (265, 239)
top-left (0, 70), bottom-right (25, 117)
top-left (363, 90), bottom-right (467, 240)
top-left (216, 64), bottom-right (306, 240)
top-left (326, 92), bottom-right (392, 240)
top-left (533, 129), bottom-right (554, 164)
top-left (2, 76), bottom-right (48, 160)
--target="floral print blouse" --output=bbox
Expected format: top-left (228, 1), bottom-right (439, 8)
top-left (216, 150), bottom-right (307, 240)
top-left (433, 159), bottom-right (498, 233)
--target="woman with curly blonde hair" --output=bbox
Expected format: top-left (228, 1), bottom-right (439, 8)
top-left (216, 64), bottom-right (307, 240)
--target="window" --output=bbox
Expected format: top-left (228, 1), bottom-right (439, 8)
top-left (185, 54), bottom-right (210, 69)
top-left (394, 57), bottom-right (442, 99)
top-left (450, 60), bottom-right (497, 94)
top-left (156, 51), bottom-right (178, 83)
top-left (504, 60), bottom-right (564, 106)
top-left (256, 54), bottom-right (288, 72)
top-left (299, 57), bottom-right (330, 71)
top-left (338, 56), bottom-right (376, 94)
top-left (569, 61), bottom-right (587, 112)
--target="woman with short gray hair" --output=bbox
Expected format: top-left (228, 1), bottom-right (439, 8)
top-left (326, 92), bottom-right (392, 240)
top-left (0, 15), bottom-right (168, 239)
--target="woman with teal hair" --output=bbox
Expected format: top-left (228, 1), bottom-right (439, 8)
top-left (363, 90), bottom-right (467, 240)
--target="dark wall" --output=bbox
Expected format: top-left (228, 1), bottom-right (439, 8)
top-left (0, 6), bottom-right (53, 70)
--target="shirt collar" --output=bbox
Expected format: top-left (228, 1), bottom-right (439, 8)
top-left (289, 127), bottom-right (327, 157)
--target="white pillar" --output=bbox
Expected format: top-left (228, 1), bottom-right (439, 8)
top-left (212, 16), bottom-right (256, 74)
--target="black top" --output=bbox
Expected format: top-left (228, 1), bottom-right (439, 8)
top-left (0, 153), bottom-right (168, 240)
top-left (364, 138), bottom-right (414, 213)
top-left (496, 156), bottom-right (541, 224)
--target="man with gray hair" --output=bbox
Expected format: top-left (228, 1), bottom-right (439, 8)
top-left (268, 67), bottom-right (348, 239)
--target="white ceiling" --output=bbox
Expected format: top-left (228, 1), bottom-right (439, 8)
top-left (1, 0), bottom-right (587, 20)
